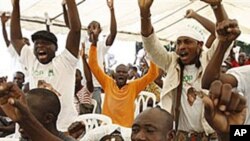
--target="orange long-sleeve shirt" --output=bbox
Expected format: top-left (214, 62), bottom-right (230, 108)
top-left (89, 44), bottom-right (158, 127)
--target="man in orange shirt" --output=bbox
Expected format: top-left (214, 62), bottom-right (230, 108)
top-left (88, 30), bottom-right (158, 127)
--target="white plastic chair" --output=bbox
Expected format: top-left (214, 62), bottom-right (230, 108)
top-left (91, 98), bottom-right (97, 113)
top-left (74, 113), bottom-right (112, 132)
top-left (134, 91), bottom-right (156, 118)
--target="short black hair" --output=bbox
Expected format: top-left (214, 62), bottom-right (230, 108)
top-left (27, 88), bottom-right (61, 118)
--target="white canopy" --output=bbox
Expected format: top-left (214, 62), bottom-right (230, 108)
top-left (1, 0), bottom-right (250, 42)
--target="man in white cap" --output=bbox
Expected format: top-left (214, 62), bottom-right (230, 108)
top-left (137, 0), bottom-right (240, 140)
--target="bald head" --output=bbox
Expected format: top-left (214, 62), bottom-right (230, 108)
top-left (131, 107), bottom-right (174, 141)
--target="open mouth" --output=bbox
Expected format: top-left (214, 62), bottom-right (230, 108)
top-left (37, 50), bottom-right (48, 60)
top-left (179, 51), bottom-right (188, 57)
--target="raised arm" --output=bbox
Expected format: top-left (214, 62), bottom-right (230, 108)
top-left (62, 0), bottom-right (70, 28)
top-left (65, 0), bottom-right (81, 58)
top-left (201, 0), bottom-right (228, 23)
top-left (10, 0), bottom-right (26, 55)
top-left (138, 0), bottom-right (154, 37)
top-left (1, 12), bottom-right (10, 47)
top-left (202, 19), bottom-right (241, 89)
top-left (81, 43), bottom-right (94, 93)
top-left (185, 9), bottom-right (216, 48)
top-left (203, 80), bottom-right (247, 141)
top-left (105, 0), bottom-right (117, 46)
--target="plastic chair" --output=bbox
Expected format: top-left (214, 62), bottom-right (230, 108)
top-left (134, 91), bottom-right (156, 118)
top-left (91, 98), bottom-right (97, 113)
top-left (74, 113), bottom-right (112, 132)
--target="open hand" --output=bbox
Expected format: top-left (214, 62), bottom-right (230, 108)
top-left (107, 0), bottom-right (114, 10)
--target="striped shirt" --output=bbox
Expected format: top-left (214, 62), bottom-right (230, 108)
top-left (74, 85), bottom-right (93, 113)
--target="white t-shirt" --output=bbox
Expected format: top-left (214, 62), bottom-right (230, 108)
top-left (20, 45), bottom-right (78, 131)
top-left (227, 65), bottom-right (250, 124)
top-left (81, 124), bottom-right (131, 141)
top-left (178, 64), bottom-right (204, 132)
top-left (78, 39), bottom-right (110, 87)
top-left (7, 44), bottom-right (29, 81)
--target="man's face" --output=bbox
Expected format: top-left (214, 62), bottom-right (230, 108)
top-left (87, 22), bottom-right (102, 38)
top-left (238, 53), bottom-right (246, 66)
top-left (33, 39), bottom-right (57, 64)
top-left (175, 36), bottom-right (202, 65)
top-left (131, 109), bottom-right (168, 141)
top-left (113, 65), bottom-right (129, 87)
top-left (13, 72), bottom-right (24, 89)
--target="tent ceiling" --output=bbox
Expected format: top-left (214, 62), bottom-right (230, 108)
top-left (1, 0), bottom-right (250, 42)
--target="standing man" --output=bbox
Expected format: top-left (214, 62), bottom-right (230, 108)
top-left (137, 0), bottom-right (240, 140)
top-left (62, 0), bottom-right (117, 113)
top-left (10, 0), bottom-right (81, 131)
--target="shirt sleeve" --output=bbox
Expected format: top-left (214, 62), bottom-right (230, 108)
top-left (141, 32), bottom-right (174, 72)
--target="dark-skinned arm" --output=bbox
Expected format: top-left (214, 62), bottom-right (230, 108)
top-left (81, 43), bottom-right (94, 93)
top-left (10, 0), bottom-right (26, 55)
top-left (138, 0), bottom-right (154, 37)
top-left (62, 0), bottom-right (70, 28)
top-left (105, 0), bottom-right (117, 46)
top-left (1, 12), bottom-right (10, 47)
top-left (0, 82), bottom-right (63, 141)
top-left (202, 19), bottom-right (240, 89)
top-left (185, 9), bottom-right (216, 48)
top-left (201, 0), bottom-right (228, 22)
top-left (65, 0), bottom-right (81, 58)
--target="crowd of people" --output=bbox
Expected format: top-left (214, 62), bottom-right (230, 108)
top-left (0, 0), bottom-right (249, 141)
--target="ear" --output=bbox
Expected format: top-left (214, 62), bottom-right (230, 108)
top-left (198, 41), bottom-right (204, 48)
top-left (166, 129), bottom-right (176, 141)
top-left (44, 113), bottom-right (55, 124)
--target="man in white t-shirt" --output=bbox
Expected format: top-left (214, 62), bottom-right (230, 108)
top-left (10, 0), bottom-right (81, 131)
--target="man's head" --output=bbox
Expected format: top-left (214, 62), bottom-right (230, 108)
top-left (13, 71), bottom-right (25, 89)
top-left (31, 30), bottom-right (58, 64)
top-left (174, 26), bottom-right (204, 65)
top-left (87, 21), bottom-right (102, 42)
top-left (131, 107), bottom-right (175, 141)
top-left (238, 52), bottom-right (247, 66)
top-left (113, 64), bottom-right (129, 88)
top-left (128, 66), bottom-right (138, 80)
top-left (19, 88), bottom-right (60, 139)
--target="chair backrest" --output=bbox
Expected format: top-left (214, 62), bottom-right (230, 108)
top-left (134, 91), bottom-right (156, 118)
top-left (74, 113), bottom-right (112, 132)
top-left (91, 99), bottom-right (97, 113)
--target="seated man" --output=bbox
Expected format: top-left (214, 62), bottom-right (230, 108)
top-left (131, 80), bottom-right (247, 141)
top-left (0, 82), bottom-right (76, 141)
